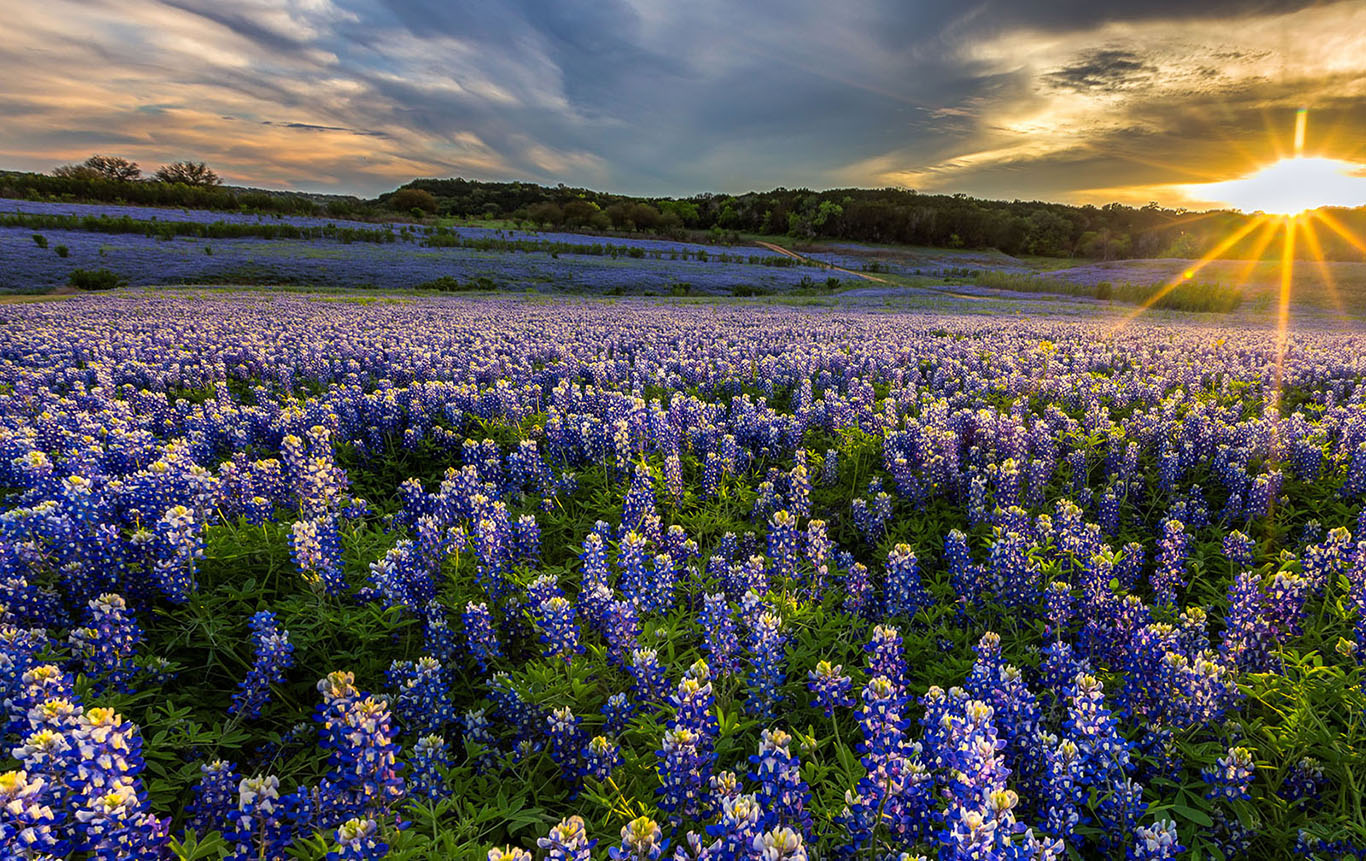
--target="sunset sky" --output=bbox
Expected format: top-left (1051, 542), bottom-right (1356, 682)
top-left (4, 0), bottom-right (1366, 208)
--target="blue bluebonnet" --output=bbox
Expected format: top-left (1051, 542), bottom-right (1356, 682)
top-left (807, 661), bottom-right (853, 716)
top-left (534, 596), bottom-right (583, 664)
top-left (699, 593), bottom-right (739, 677)
top-left (186, 759), bottom-right (240, 835)
top-left (387, 657), bottom-right (456, 734)
top-left (1204, 746), bottom-right (1256, 801)
top-left (602, 693), bottom-right (635, 736)
top-left (538, 815), bottom-right (596, 861)
top-left (68, 593), bottom-right (141, 692)
top-left (750, 728), bottom-right (812, 837)
top-left (327, 817), bottom-right (387, 861)
top-left (461, 602), bottom-right (503, 673)
top-left (746, 609), bottom-right (786, 720)
top-left (608, 815), bottom-right (668, 861)
top-left (584, 735), bottom-right (621, 782)
top-left (230, 611), bottom-right (294, 720)
top-left (883, 544), bottom-right (930, 619)
top-left (291, 515), bottom-right (347, 595)
top-left (408, 734), bottom-right (450, 802)
top-left (1128, 819), bottom-right (1183, 860)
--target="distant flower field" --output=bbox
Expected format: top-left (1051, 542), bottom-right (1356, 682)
top-left (1, 294), bottom-right (1364, 860)
top-left (0, 198), bottom-right (824, 293)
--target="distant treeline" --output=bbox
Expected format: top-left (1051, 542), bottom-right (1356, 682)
top-left (0, 171), bottom-right (360, 218)
top-left (6, 168), bottom-right (1366, 261)
top-left (394, 177), bottom-right (1366, 262)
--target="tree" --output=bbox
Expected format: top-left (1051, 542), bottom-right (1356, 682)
top-left (562, 199), bottom-right (599, 227)
top-left (387, 188), bottom-right (438, 214)
top-left (154, 161), bottom-right (221, 187)
top-left (53, 154), bottom-right (141, 181)
top-left (526, 202), bottom-right (564, 228)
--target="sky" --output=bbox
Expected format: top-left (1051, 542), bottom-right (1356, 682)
top-left (3, 0), bottom-right (1366, 208)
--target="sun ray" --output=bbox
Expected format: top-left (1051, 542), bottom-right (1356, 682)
top-left (1297, 214), bottom-right (1347, 318)
top-left (1232, 216), bottom-right (1284, 296)
top-left (1274, 216), bottom-right (1296, 394)
top-left (1109, 215), bottom-right (1268, 333)
top-left (1310, 209), bottom-right (1366, 258)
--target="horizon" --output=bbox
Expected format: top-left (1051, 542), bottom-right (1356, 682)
top-left (4, 1), bottom-right (1366, 210)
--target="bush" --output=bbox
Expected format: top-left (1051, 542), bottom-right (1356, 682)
top-left (31, 234), bottom-right (47, 249)
top-left (55, 245), bottom-right (69, 258)
top-left (68, 268), bottom-right (127, 290)
top-left (414, 276), bottom-right (468, 292)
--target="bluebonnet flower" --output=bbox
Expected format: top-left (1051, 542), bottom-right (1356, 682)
top-left (746, 610), bottom-right (786, 720)
top-left (807, 661), bottom-right (853, 716)
top-left (67, 706), bottom-right (167, 859)
top-left (1204, 746), bottom-right (1255, 801)
top-left (68, 593), bottom-right (141, 692)
top-left (387, 657), bottom-right (455, 734)
top-left (328, 817), bottom-right (387, 861)
top-left (487, 847), bottom-right (533, 861)
top-left (1222, 530), bottom-right (1255, 569)
top-left (513, 514), bottom-right (541, 563)
top-left (602, 693), bottom-right (635, 736)
top-left (751, 826), bottom-right (808, 861)
top-left (408, 734), bottom-right (449, 802)
top-left (534, 596), bottom-right (583, 664)
top-left (656, 726), bottom-right (708, 823)
top-left (883, 543), bottom-right (929, 619)
top-left (291, 515), bottom-right (346, 595)
top-left (865, 625), bottom-right (907, 693)
top-left (1151, 519), bottom-right (1189, 606)
top-left (315, 673), bottom-right (406, 820)
top-left (699, 594), bottom-right (739, 677)
top-left (584, 735), bottom-right (621, 782)
top-left (547, 707), bottom-right (583, 790)
top-left (1277, 756), bottom-right (1324, 806)
top-left (707, 793), bottom-right (764, 858)
top-left (461, 709), bottom-right (499, 772)
top-left (630, 648), bottom-right (670, 704)
top-left (0, 769), bottom-right (64, 857)
top-left (230, 611), bottom-right (294, 720)
top-left (843, 561), bottom-right (872, 617)
top-left (461, 602), bottom-right (502, 674)
top-left (750, 728), bottom-right (812, 837)
top-left (151, 504), bottom-right (203, 603)
top-left (186, 759), bottom-right (240, 835)
top-left (538, 815), bottom-right (596, 861)
top-left (609, 816), bottom-right (668, 861)
top-left (1128, 819), bottom-right (1183, 860)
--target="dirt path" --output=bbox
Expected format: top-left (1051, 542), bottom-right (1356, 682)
top-left (754, 241), bottom-right (891, 284)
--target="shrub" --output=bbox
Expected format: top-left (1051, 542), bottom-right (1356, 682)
top-left (31, 234), bottom-right (47, 249)
top-left (414, 276), bottom-right (467, 292)
top-left (68, 268), bottom-right (127, 290)
top-left (55, 245), bottom-right (69, 258)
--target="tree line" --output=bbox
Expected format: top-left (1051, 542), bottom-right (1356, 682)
top-left (4, 154), bottom-right (1364, 261)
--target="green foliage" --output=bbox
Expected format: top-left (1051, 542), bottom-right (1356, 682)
top-left (67, 267), bottom-right (126, 290)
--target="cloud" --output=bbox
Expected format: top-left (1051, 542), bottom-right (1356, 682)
top-left (0, 0), bottom-right (1363, 204)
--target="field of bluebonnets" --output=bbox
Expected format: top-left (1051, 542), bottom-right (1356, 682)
top-left (3, 291), bottom-right (1366, 861)
top-left (0, 198), bottom-right (842, 294)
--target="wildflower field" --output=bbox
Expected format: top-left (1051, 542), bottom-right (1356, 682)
top-left (3, 292), bottom-right (1366, 861)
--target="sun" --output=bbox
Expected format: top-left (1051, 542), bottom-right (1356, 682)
top-left (1188, 156), bottom-right (1366, 215)
top-left (1112, 109), bottom-right (1366, 394)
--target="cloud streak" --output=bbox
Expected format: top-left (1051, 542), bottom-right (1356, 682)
top-left (0, 0), bottom-right (1363, 207)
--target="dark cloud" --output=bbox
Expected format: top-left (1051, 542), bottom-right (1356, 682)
top-left (1045, 50), bottom-right (1156, 92)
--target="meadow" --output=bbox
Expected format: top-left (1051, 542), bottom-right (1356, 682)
top-left (0, 197), bottom-right (1290, 313)
top-left (0, 291), bottom-right (1364, 861)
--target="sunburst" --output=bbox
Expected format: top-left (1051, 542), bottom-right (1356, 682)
top-left (1111, 109), bottom-right (1366, 395)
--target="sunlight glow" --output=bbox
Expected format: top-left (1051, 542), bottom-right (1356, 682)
top-left (1183, 156), bottom-right (1366, 215)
